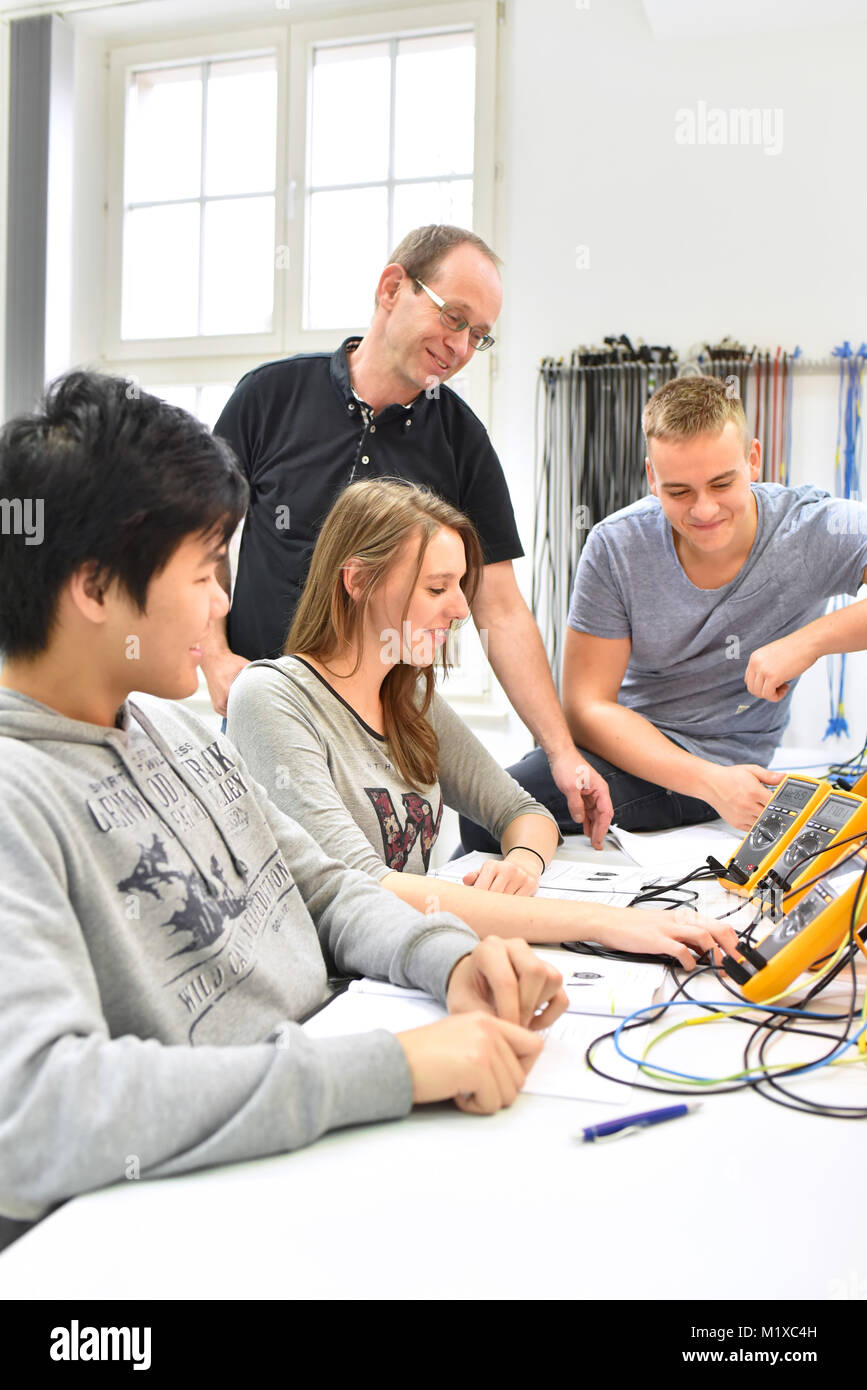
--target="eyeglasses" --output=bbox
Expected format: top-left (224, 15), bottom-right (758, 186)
top-left (414, 279), bottom-right (495, 351)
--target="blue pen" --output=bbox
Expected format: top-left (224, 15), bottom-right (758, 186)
top-left (580, 1102), bottom-right (701, 1143)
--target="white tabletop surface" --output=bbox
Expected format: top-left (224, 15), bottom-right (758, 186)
top-left (0, 825), bottom-right (863, 1302)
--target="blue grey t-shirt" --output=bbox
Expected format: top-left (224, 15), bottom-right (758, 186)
top-left (567, 484), bottom-right (867, 766)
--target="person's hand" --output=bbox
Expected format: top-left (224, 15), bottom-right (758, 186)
top-left (594, 907), bottom-right (740, 971)
top-left (396, 1012), bottom-right (543, 1113)
top-left (462, 854), bottom-right (540, 896)
top-left (745, 632), bottom-right (817, 703)
top-left (446, 936), bottom-right (568, 1031)
top-left (202, 650), bottom-right (250, 717)
top-left (548, 748), bottom-right (613, 849)
top-left (702, 763), bottom-right (784, 830)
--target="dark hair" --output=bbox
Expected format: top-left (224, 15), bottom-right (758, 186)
top-left (0, 370), bottom-right (248, 658)
top-left (375, 224), bottom-right (501, 307)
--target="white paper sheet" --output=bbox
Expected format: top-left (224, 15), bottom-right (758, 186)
top-left (302, 981), bottom-right (636, 1104)
top-left (433, 851), bottom-right (656, 905)
top-left (530, 946), bottom-right (665, 1017)
top-left (525, 1013), bottom-right (635, 1102)
top-left (608, 821), bottom-right (740, 870)
top-left (302, 987), bottom-right (445, 1039)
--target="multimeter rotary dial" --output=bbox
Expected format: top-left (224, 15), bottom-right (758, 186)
top-left (749, 814), bottom-right (784, 850)
top-left (784, 829), bottom-right (822, 867)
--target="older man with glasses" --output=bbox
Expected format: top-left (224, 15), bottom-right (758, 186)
top-left (206, 224), bottom-right (612, 849)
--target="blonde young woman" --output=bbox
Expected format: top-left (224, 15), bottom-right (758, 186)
top-left (226, 480), bottom-right (736, 968)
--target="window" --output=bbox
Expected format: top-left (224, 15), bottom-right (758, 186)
top-left (106, 3), bottom-right (496, 371)
top-left (306, 30), bottom-right (475, 329)
top-left (146, 383), bottom-right (234, 430)
top-left (122, 54), bottom-right (278, 341)
top-left (104, 3), bottom-right (498, 710)
top-left (108, 29), bottom-right (286, 361)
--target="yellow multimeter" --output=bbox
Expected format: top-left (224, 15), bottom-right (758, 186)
top-left (756, 788), bottom-right (867, 911)
top-left (716, 776), bottom-right (830, 896)
top-left (723, 844), bottom-right (867, 1003)
top-left (842, 769), bottom-right (867, 798)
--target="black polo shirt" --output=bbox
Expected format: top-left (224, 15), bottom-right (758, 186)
top-left (214, 337), bottom-right (524, 661)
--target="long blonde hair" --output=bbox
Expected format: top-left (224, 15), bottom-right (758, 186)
top-left (287, 479), bottom-right (483, 785)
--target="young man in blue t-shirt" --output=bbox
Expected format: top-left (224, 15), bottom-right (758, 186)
top-left (462, 375), bottom-right (867, 844)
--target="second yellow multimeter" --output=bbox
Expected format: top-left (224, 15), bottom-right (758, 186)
top-left (716, 776), bottom-right (829, 896)
top-left (756, 787), bottom-right (867, 911)
top-left (723, 844), bottom-right (867, 1003)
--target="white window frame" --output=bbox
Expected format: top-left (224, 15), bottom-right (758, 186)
top-left (105, 26), bottom-right (290, 365)
top-left (102, 2), bottom-right (500, 714)
top-left (289, 4), bottom-right (495, 332)
top-left (103, 3), bottom-right (497, 423)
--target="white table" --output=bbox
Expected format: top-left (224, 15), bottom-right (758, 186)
top-left (0, 1058), bottom-right (861, 1301)
top-left (0, 829), bottom-right (863, 1302)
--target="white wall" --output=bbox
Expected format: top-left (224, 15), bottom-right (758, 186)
top-left (9, 0), bottom-right (867, 777)
top-left (492, 0), bottom-right (867, 763)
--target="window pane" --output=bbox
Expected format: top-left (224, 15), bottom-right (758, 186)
top-left (198, 384), bottom-right (235, 428)
top-left (122, 203), bottom-right (199, 339)
top-left (145, 384), bottom-right (234, 429)
top-left (394, 33), bottom-right (474, 180)
top-left (307, 187), bottom-right (388, 328)
top-left (205, 55), bottom-right (277, 197)
top-left (126, 65), bottom-right (202, 204)
top-left (201, 196), bottom-right (275, 335)
top-left (148, 384), bottom-right (198, 413)
top-left (310, 42), bottom-right (391, 187)
top-left (393, 180), bottom-right (473, 246)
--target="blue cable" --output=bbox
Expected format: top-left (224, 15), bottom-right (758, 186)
top-left (824, 343), bottom-right (867, 740)
top-left (611, 997), bottom-right (867, 1084)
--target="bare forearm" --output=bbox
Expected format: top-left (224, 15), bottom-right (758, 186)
top-left (500, 813), bottom-right (559, 873)
top-left (201, 557), bottom-right (233, 664)
top-left (198, 557), bottom-right (251, 714)
top-left (479, 603), bottom-right (574, 758)
top-left (795, 595), bottom-right (867, 659)
top-left (380, 868), bottom-right (645, 944)
top-left (571, 699), bottom-right (717, 801)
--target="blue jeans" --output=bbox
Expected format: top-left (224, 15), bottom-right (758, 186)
top-left (458, 746), bottom-right (719, 854)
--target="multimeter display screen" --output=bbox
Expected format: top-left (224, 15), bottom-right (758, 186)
top-left (816, 795), bottom-right (857, 832)
top-left (773, 780), bottom-right (816, 813)
top-left (824, 861), bottom-right (866, 895)
top-left (762, 897), bottom-right (823, 959)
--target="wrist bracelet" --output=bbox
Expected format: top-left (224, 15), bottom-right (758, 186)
top-left (505, 845), bottom-right (546, 874)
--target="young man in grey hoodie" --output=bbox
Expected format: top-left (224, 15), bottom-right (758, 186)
top-left (0, 371), bottom-right (565, 1246)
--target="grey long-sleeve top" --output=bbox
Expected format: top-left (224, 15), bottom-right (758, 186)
top-left (0, 688), bottom-right (479, 1222)
top-left (226, 656), bottom-right (559, 880)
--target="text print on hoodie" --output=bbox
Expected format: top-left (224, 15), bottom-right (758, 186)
top-left (0, 688), bottom-right (476, 1222)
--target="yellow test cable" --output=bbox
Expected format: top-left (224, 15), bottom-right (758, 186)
top-left (635, 924), bottom-right (866, 1085)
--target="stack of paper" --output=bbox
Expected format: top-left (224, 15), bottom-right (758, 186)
top-left (302, 950), bottom-right (664, 1104)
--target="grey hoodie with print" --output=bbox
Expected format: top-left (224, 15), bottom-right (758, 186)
top-left (0, 688), bottom-right (478, 1224)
